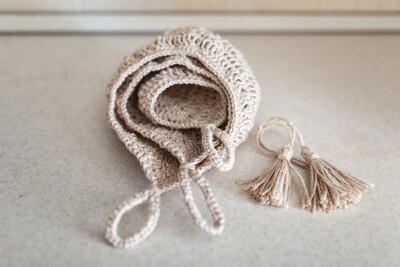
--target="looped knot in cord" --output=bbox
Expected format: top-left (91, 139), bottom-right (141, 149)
top-left (201, 124), bottom-right (235, 172)
top-left (300, 146), bottom-right (320, 164)
top-left (278, 145), bottom-right (294, 161)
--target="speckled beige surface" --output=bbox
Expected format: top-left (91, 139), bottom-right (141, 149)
top-left (1, 33), bottom-right (399, 267)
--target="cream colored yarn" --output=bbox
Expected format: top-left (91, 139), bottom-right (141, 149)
top-left (105, 26), bottom-right (260, 248)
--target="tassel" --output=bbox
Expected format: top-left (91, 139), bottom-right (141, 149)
top-left (238, 116), bottom-right (374, 213)
top-left (301, 145), bottom-right (374, 213)
top-left (237, 145), bottom-right (298, 208)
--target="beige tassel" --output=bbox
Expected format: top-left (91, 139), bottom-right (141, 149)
top-left (300, 145), bottom-right (374, 213)
top-left (237, 145), bottom-right (293, 208)
top-left (237, 117), bottom-right (310, 209)
top-left (238, 117), bottom-right (374, 212)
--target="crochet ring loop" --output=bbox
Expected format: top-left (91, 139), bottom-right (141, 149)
top-left (179, 168), bottom-right (225, 235)
top-left (105, 186), bottom-right (161, 248)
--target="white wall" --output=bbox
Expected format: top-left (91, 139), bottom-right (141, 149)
top-left (0, 0), bottom-right (399, 33)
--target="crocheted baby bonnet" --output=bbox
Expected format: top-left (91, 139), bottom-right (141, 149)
top-left (105, 26), bottom-right (260, 248)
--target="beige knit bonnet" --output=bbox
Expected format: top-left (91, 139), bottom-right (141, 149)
top-left (105, 26), bottom-right (260, 248)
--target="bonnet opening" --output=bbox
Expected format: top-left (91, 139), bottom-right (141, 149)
top-left (152, 84), bottom-right (227, 129)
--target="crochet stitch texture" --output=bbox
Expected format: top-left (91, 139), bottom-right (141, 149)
top-left (105, 26), bottom-right (260, 248)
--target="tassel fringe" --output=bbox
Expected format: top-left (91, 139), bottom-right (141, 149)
top-left (238, 116), bottom-right (373, 213)
top-left (301, 146), bottom-right (374, 213)
top-left (237, 145), bottom-right (308, 209)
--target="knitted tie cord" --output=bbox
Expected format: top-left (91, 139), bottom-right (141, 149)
top-left (105, 27), bottom-right (260, 248)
